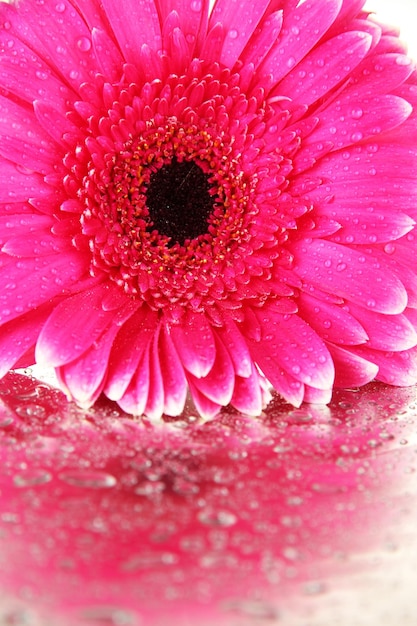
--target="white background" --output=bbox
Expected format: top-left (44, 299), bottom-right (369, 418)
top-left (365, 0), bottom-right (417, 59)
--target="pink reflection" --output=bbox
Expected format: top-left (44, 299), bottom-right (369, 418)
top-left (0, 372), bottom-right (416, 625)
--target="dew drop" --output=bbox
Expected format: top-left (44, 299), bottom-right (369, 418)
top-left (396, 55), bottom-right (412, 66)
top-left (367, 299), bottom-right (376, 308)
top-left (77, 36), bottom-right (91, 52)
top-left (35, 69), bottom-right (48, 80)
top-left (351, 131), bottom-right (363, 142)
top-left (59, 470), bottom-right (117, 489)
top-left (228, 28), bottom-right (238, 39)
top-left (190, 0), bottom-right (202, 11)
top-left (351, 108), bottom-right (363, 119)
top-left (55, 1), bottom-right (66, 11)
top-left (384, 243), bottom-right (396, 255)
top-left (287, 56), bottom-right (296, 68)
top-left (336, 262), bottom-right (347, 272)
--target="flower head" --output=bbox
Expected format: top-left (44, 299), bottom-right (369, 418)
top-left (0, 0), bottom-right (417, 419)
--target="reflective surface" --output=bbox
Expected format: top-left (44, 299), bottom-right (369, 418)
top-left (0, 372), bottom-right (416, 625)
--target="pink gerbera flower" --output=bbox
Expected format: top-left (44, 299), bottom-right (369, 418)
top-left (0, 0), bottom-right (417, 420)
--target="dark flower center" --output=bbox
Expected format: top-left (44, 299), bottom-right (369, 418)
top-left (146, 157), bottom-right (215, 246)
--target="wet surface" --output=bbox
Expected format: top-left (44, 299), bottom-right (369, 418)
top-left (0, 372), bottom-right (416, 625)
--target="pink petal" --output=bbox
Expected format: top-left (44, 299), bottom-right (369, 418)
top-left (291, 239), bottom-right (408, 314)
top-left (0, 306), bottom-right (51, 377)
top-left (116, 347), bottom-right (151, 416)
top-left (158, 325), bottom-right (187, 417)
top-left (239, 10), bottom-right (283, 70)
top-left (157, 0), bottom-right (210, 55)
top-left (345, 304), bottom-right (417, 351)
top-left (170, 311), bottom-right (216, 378)
top-left (230, 363), bottom-right (263, 416)
top-left (329, 344), bottom-right (379, 387)
top-left (0, 214), bottom-right (53, 246)
top-left (249, 353), bottom-right (304, 407)
top-left (56, 303), bottom-right (138, 406)
top-left (100, 0), bottom-right (162, 65)
top-left (303, 386), bottom-right (332, 404)
top-left (0, 160), bottom-right (58, 206)
top-left (326, 207), bottom-right (414, 245)
top-left (188, 381), bottom-right (222, 420)
top-left (33, 101), bottom-right (82, 146)
top-left (216, 316), bottom-right (253, 378)
top-left (91, 27), bottom-right (125, 82)
top-left (199, 22), bottom-right (225, 64)
top-left (259, 0), bottom-right (342, 85)
top-left (355, 346), bottom-right (417, 387)
top-left (307, 95), bottom-right (412, 151)
top-left (278, 31), bottom-right (372, 108)
top-left (309, 144), bottom-right (417, 216)
top-left (144, 328), bottom-right (165, 420)
top-left (9, 0), bottom-right (101, 90)
top-left (0, 252), bottom-right (87, 325)
top-left (35, 284), bottom-right (119, 367)
top-left (0, 96), bottom-right (61, 174)
top-left (347, 53), bottom-right (415, 100)
top-left (251, 307), bottom-right (335, 390)
top-left (104, 307), bottom-right (159, 401)
top-left (187, 334), bottom-right (234, 406)
top-left (2, 232), bottom-right (68, 257)
top-left (209, 0), bottom-right (271, 68)
top-left (297, 292), bottom-right (368, 345)
top-left (0, 32), bottom-right (76, 108)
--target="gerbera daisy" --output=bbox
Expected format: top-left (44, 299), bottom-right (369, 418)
top-left (0, 0), bottom-right (416, 419)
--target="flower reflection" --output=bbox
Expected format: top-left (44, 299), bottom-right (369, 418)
top-left (0, 373), bottom-right (416, 625)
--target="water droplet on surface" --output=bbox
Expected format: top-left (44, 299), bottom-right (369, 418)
top-left (78, 606), bottom-right (137, 625)
top-left (55, 1), bottom-right (66, 11)
top-left (121, 552), bottom-right (177, 571)
top-left (59, 470), bottom-right (117, 489)
top-left (135, 480), bottom-right (165, 496)
top-left (228, 29), bottom-right (238, 39)
top-left (15, 404), bottom-right (46, 418)
top-left (13, 469), bottom-right (52, 487)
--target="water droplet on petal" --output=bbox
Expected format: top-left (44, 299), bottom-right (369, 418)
top-left (351, 108), bottom-right (363, 119)
top-left (55, 1), bottom-right (66, 11)
top-left (228, 29), bottom-right (238, 39)
top-left (190, 0), bottom-right (202, 11)
top-left (396, 55), bottom-right (412, 66)
top-left (77, 36), bottom-right (91, 52)
top-left (384, 243), bottom-right (396, 255)
top-left (351, 131), bottom-right (363, 142)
